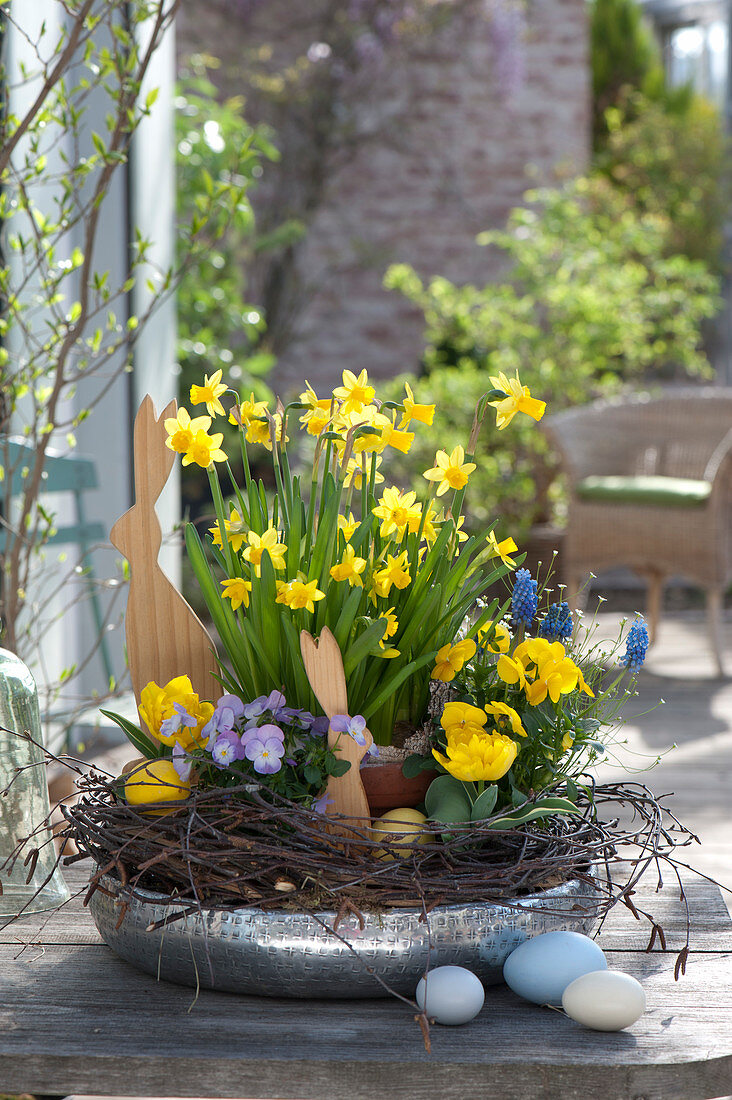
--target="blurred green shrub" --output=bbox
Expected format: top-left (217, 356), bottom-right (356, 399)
top-left (384, 177), bottom-right (719, 537)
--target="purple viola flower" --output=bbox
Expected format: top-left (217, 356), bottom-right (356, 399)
top-left (211, 729), bottom-right (246, 767)
top-left (240, 721), bottom-right (285, 747)
top-left (330, 714), bottom-right (367, 746)
top-left (160, 703), bottom-right (197, 741)
top-left (243, 689), bottom-right (287, 721)
top-left (308, 715), bottom-right (331, 737)
top-left (172, 741), bottom-right (193, 782)
top-left (244, 735), bottom-right (286, 775)
top-left (311, 791), bottom-right (334, 815)
top-left (202, 694), bottom-right (246, 741)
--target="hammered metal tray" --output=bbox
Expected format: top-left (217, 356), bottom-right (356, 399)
top-left (89, 871), bottom-right (603, 999)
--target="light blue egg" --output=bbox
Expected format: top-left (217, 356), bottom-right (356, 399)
top-left (503, 930), bottom-right (607, 1006)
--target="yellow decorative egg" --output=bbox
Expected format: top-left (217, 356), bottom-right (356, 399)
top-left (124, 759), bottom-right (191, 815)
top-left (370, 807), bottom-right (430, 861)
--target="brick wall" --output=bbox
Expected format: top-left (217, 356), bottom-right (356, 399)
top-left (177, 0), bottom-right (590, 397)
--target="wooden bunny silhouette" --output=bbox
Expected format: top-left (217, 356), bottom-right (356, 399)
top-left (110, 395), bottom-right (222, 710)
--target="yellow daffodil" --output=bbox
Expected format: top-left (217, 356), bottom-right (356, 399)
top-left (190, 369), bottom-right (227, 417)
top-left (139, 675), bottom-right (214, 751)
top-left (372, 486), bottom-right (419, 538)
top-left (562, 731), bottom-right (574, 752)
top-left (220, 576), bottom-right (252, 611)
top-left (229, 392), bottom-right (269, 428)
top-left (433, 729), bottom-right (517, 783)
top-left (380, 417), bottom-right (414, 455)
top-left (337, 406), bottom-right (388, 454)
top-left (276, 578), bottom-right (325, 613)
top-left (243, 528), bottom-right (287, 576)
top-left (246, 412), bottom-right (288, 451)
top-left (440, 701), bottom-right (488, 739)
top-left (344, 454), bottom-right (384, 489)
top-left (430, 638), bottom-right (477, 682)
top-left (333, 368), bottom-right (375, 415)
top-left (485, 701), bottom-right (527, 739)
top-left (486, 531), bottom-right (519, 568)
top-left (164, 407), bottom-right (212, 454)
top-left (488, 371), bottom-right (546, 430)
top-left (330, 543), bottom-right (367, 587)
top-left (209, 508), bottom-right (247, 553)
top-left (478, 621), bottom-right (512, 653)
top-left (378, 608), bottom-right (399, 653)
top-left (423, 444), bottom-right (477, 496)
top-left (338, 512), bottom-right (359, 543)
top-left (399, 382), bottom-right (435, 429)
top-left (372, 550), bottom-right (411, 599)
top-left (181, 429), bottom-right (227, 468)
top-left (298, 383), bottom-right (332, 435)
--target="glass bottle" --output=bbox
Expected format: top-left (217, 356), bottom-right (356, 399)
top-left (0, 647), bottom-right (70, 915)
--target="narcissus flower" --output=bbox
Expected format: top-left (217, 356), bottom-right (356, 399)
top-left (229, 392), bottom-right (269, 428)
top-left (209, 508), bottom-right (247, 553)
top-left (372, 550), bottom-right (411, 599)
top-left (488, 370), bottom-right (546, 430)
top-left (399, 382), bottom-right (435, 429)
top-left (378, 608), bottom-right (399, 653)
top-left (344, 454), bottom-right (384, 489)
top-left (181, 429), bottom-right (227, 468)
top-left (190, 369), bottom-right (227, 417)
top-left (246, 412), bottom-right (288, 451)
top-left (338, 512), bottom-right (359, 543)
top-left (243, 528), bottom-right (287, 576)
top-left (330, 543), bottom-right (367, 587)
top-left (431, 638), bottom-right (477, 682)
top-left (372, 486), bottom-right (420, 538)
top-left (423, 444), bottom-right (476, 496)
top-left (164, 407), bottom-right (212, 454)
top-left (276, 578), bottom-right (326, 613)
top-left (221, 576), bottom-right (252, 611)
top-left (433, 729), bottom-right (517, 782)
top-left (333, 368), bottom-right (375, 415)
top-left (486, 531), bottom-right (518, 568)
top-left (380, 417), bottom-right (414, 454)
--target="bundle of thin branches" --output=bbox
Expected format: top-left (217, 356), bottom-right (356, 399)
top-left (62, 769), bottom-right (699, 920)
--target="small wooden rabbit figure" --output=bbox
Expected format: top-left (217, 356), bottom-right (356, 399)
top-left (110, 395), bottom-right (222, 709)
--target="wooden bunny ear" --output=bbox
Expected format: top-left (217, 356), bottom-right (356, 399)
top-left (132, 395), bottom-right (177, 494)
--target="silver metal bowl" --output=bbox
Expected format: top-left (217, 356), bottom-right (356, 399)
top-left (89, 871), bottom-right (603, 999)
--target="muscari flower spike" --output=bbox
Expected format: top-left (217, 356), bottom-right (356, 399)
top-left (538, 600), bottom-right (573, 643)
top-left (620, 617), bottom-right (650, 671)
top-left (511, 568), bottom-right (537, 628)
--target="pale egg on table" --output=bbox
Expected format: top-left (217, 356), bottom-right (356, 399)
top-left (503, 930), bottom-right (607, 1006)
top-left (561, 969), bottom-right (646, 1031)
top-left (416, 965), bottom-right (485, 1025)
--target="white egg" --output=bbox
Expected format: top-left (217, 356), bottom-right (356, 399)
top-left (416, 965), bottom-right (485, 1026)
top-left (503, 930), bottom-right (607, 1006)
top-left (562, 969), bottom-right (646, 1031)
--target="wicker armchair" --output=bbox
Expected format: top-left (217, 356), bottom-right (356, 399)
top-left (542, 388), bottom-right (732, 676)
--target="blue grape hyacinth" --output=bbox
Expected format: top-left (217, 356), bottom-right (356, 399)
top-left (538, 600), bottom-right (573, 643)
top-left (511, 568), bottom-right (537, 628)
top-left (619, 617), bottom-right (650, 671)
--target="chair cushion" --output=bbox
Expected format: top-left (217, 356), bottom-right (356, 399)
top-left (576, 474), bottom-right (712, 508)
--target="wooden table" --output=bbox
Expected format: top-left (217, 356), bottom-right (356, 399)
top-left (1, 866), bottom-right (731, 1100)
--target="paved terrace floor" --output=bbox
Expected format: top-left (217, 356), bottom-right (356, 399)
top-left (591, 608), bottom-right (732, 907)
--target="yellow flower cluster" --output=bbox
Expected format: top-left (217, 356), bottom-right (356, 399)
top-left (497, 638), bottom-right (594, 706)
top-left (431, 699), bottom-right (523, 783)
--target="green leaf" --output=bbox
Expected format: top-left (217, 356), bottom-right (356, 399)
top-left (487, 797), bottom-right (581, 830)
top-left (471, 784), bottom-right (499, 821)
top-left (424, 774), bottom-right (471, 823)
top-left (401, 752), bottom-right (436, 779)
